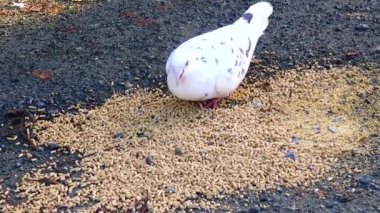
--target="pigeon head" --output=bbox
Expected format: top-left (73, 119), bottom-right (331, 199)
top-left (167, 49), bottom-right (200, 86)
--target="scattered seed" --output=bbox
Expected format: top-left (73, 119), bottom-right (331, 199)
top-left (10, 67), bottom-right (377, 211)
top-left (6, 135), bottom-right (18, 141)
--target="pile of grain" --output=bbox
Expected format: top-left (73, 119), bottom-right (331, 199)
top-left (2, 67), bottom-right (378, 211)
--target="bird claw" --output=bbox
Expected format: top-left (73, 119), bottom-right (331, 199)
top-left (202, 98), bottom-right (221, 109)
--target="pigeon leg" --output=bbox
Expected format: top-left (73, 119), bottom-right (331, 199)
top-left (202, 98), bottom-right (221, 109)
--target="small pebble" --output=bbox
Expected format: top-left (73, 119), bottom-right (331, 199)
top-left (370, 77), bottom-right (379, 86)
top-left (259, 192), bottom-right (269, 202)
top-left (145, 155), bottom-right (154, 166)
top-left (125, 81), bottom-right (133, 88)
top-left (155, 0), bottom-right (172, 7)
top-left (112, 132), bottom-right (124, 140)
top-left (325, 64), bottom-right (333, 69)
top-left (346, 79), bottom-right (356, 85)
top-left (207, 141), bottom-right (215, 146)
top-left (36, 99), bottom-right (46, 108)
top-left (355, 23), bottom-right (370, 30)
top-left (285, 151), bottom-right (297, 161)
top-left (164, 185), bottom-right (176, 194)
top-left (174, 146), bottom-right (184, 156)
top-left (47, 142), bottom-right (61, 150)
top-left (315, 126), bottom-right (321, 134)
top-left (199, 149), bottom-right (207, 158)
top-left (328, 127), bottom-right (337, 134)
top-left (272, 202), bottom-right (281, 211)
top-left (370, 183), bottom-right (380, 190)
top-left (332, 116), bottom-right (343, 124)
top-left (358, 175), bottom-right (372, 186)
top-left (290, 136), bottom-right (300, 144)
top-left (48, 109), bottom-right (59, 115)
top-left (370, 45), bottom-right (380, 54)
top-left (336, 193), bottom-right (351, 203)
top-left (325, 201), bottom-right (336, 209)
top-left (252, 98), bottom-right (262, 109)
top-left (249, 205), bottom-right (260, 212)
top-left (16, 161), bottom-right (22, 167)
top-left (276, 187), bottom-right (284, 193)
top-left (285, 203), bottom-right (299, 211)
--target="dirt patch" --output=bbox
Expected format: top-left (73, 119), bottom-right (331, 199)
top-left (1, 66), bottom-right (378, 211)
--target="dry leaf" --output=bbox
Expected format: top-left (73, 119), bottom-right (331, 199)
top-left (0, 9), bottom-right (19, 15)
top-left (31, 69), bottom-right (53, 81)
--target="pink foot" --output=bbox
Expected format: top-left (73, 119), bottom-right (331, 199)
top-left (202, 98), bottom-right (221, 109)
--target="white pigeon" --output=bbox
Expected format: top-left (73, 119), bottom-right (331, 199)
top-left (166, 1), bottom-right (273, 109)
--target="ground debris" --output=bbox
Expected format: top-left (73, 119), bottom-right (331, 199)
top-left (3, 67), bottom-right (379, 211)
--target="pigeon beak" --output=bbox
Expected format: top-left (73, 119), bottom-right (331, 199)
top-left (176, 70), bottom-right (185, 86)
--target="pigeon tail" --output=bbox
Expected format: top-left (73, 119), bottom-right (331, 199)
top-left (236, 1), bottom-right (273, 36)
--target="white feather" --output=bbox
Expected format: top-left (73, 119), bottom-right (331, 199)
top-left (12, 2), bottom-right (25, 9)
top-left (166, 1), bottom-right (273, 101)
